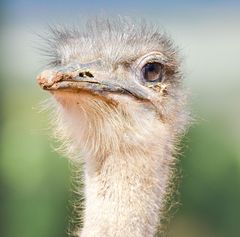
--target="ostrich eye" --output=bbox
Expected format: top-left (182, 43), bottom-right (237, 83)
top-left (141, 62), bottom-right (163, 82)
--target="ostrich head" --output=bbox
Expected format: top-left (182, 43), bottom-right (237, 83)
top-left (37, 18), bottom-right (189, 237)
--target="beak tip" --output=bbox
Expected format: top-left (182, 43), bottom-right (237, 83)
top-left (36, 69), bottom-right (60, 89)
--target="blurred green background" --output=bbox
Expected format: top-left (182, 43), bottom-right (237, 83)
top-left (0, 1), bottom-right (239, 237)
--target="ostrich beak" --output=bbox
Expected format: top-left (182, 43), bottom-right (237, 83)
top-left (37, 63), bottom-right (153, 102)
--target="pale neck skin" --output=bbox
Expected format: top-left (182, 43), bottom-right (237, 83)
top-left (78, 112), bottom-right (174, 237)
top-left (81, 146), bottom-right (173, 237)
top-left (52, 92), bottom-right (178, 237)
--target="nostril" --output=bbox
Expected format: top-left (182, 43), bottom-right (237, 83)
top-left (79, 72), bottom-right (84, 77)
top-left (78, 71), bottom-right (94, 78)
top-left (85, 71), bottom-right (94, 78)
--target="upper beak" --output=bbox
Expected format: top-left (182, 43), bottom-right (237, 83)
top-left (37, 63), bottom-right (154, 102)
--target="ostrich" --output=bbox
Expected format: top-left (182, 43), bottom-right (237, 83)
top-left (37, 18), bottom-right (189, 237)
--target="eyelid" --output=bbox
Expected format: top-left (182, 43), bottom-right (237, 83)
top-left (135, 52), bottom-right (167, 70)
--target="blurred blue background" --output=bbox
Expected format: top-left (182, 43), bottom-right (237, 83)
top-left (0, 1), bottom-right (240, 236)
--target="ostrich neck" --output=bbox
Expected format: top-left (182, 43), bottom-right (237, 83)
top-left (80, 137), bottom-right (172, 237)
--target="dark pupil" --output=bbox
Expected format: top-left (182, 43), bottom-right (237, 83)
top-left (143, 63), bottom-right (162, 82)
top-left (147, 64), bottom-right (155, 72)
